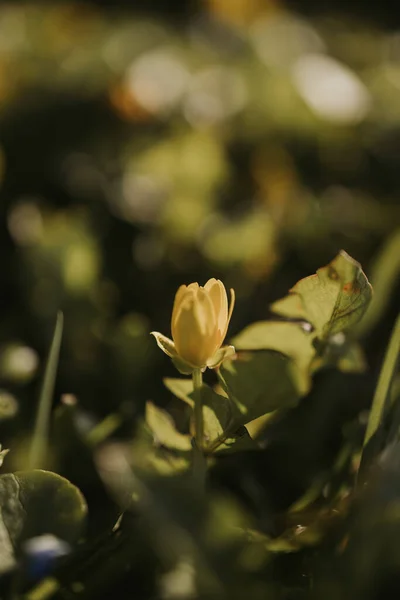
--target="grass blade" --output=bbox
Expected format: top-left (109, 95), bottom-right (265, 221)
top-left (29, 311), bottom-right (64, 469)
top-left (358, 313), bottom-right (400, 477)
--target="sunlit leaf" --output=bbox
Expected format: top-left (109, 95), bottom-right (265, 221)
top-left (197, 385), bottom-right (233, 444)
top-left (163, 377), bottom-right (233, 437)
top-left (145, 402), bottom-right (192, 451)
top-left (146, 448), bottom-right (191, 477)
top-left (125, 429), bottom-right (191, 478)
top-left (219, 351), bottom-right (301, 426)
top-left (163, 377), bottom-right (194, 406)
top-left (271, 250), bottom-right (372, 340)
top-left (212, 426), bottom-right (258, 454)
top-left (232, 321), bottom-right (314, 394)
top-left (163, 378), bottom-right (253, 453)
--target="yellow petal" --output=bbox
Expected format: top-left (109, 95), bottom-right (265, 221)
top-left (197, 307), bottom-right (224, 362)
top-left (173, 284), bottom-right (187, 311)
top-left (187, 282), bottom-right (199, 292)
top-left (221, 287), bottom-right (235, 341)
top-left (171, 283), bottom-right (200, 332)
top-left (194, 287), bottom-right (216, 337)
top-left (171, 287), bottom-right (196, 339)
top-left (228, 288), bottom-right (235, 324)
top-left (205, 278), bottom-right (228, 338)
top-left (193, 287), bottom-right (219, 360)
top-left (173, 289), bottom-right (217, 367)
top-left (204, 277), bottom-right (218, 290)
top-left (173, 301), bottom-right (203, 366)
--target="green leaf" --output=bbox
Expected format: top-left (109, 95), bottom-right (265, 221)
top-left (232, 321), bottom-right (314, 394)
top-left (16, 470), bottom-right (87, 543)
top-left (206, 345), bottom-right (236, 369)
top-left (0, 471), bottom-right (19, 574)
top-left (163, 378), bottom-right (253, 453)
top-left (145, 448), bottom-right (191, 476)
top-left (145, 402), bottom-right (192, 451)
top-left (0, 470), bottom-right (87, 574)
top-left (131, 419), bottom-right (191, 476)
top-left (164, 378), bottom-right (232, 422)
top-left (271, 250), bottom-right (372, 340)
top-left (150, 331), bottom-right (177, 359)
top-left (163, 377), bottom-right (194, 406)
top-left (163, 378), bottom-right (235, 446)
top-left (219, 351), bottom-right (301, 426)
top-left (198, 385), bottom-right (233, 444)
top-left (212, 426), bottom-right (258, 454)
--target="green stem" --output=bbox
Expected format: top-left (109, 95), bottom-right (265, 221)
top-left (204, 417), bottom-right (234, 454)
top-left (192, 368), bottom-right (203, 450)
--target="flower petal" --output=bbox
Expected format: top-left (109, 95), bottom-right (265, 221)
top-left (194, 287), bottom-right (216, 337)
top-left (173, 301), bottom-right (202, 365)
top-left (173, 290), bottom-right (217, 367)
top-left (171, 285), bottom-right (188, 331)
top-left (222, 287), bottom-right (235, 340)
top-left (195, 287), bottom-right (222, 358)
top-left (205, 278), bottom-right (228, 339)
top-left (172, 287), bottom-right (197, 341)
top-left (187, 282), bottom-right (199, 292)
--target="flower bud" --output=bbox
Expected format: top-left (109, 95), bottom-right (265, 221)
top-left (151, 278), bottom-right (235, 372)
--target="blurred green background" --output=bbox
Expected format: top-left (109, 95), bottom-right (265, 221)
top-left (0, 0), bottom-right (399, 512)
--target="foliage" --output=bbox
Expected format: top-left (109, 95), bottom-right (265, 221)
top-left (0, 2), bottom-right (399, 599)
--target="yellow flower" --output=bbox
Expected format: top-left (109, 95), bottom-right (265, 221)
top-left (151, 278), bottom-right (235, 372)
